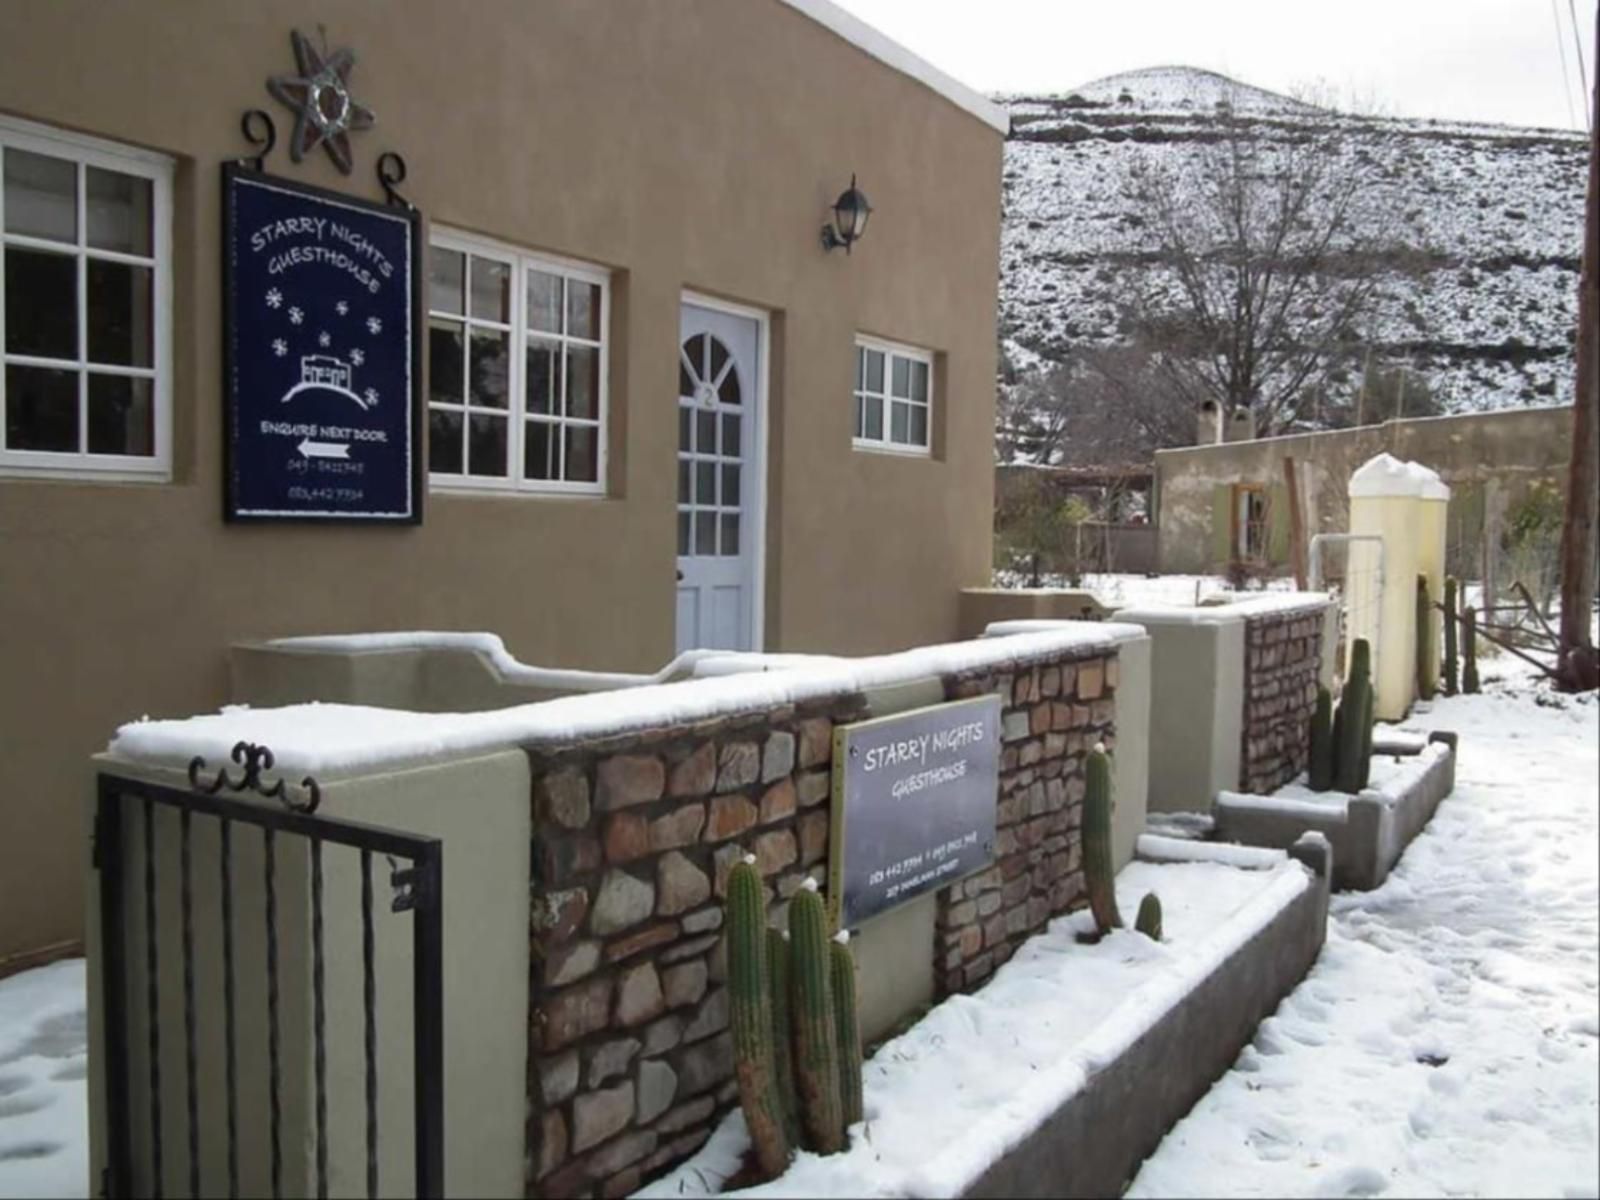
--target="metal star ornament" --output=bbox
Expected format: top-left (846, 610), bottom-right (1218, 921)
top-left (266, 29), bottom-right (375, 174)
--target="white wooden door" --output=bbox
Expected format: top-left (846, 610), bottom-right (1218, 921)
top-left (676, 301), bottom-right (761, 653)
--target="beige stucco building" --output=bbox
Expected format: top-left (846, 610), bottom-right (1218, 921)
top-left (0, 0), bottom-right (1007, 964)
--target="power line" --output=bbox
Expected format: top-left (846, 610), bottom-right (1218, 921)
top-left (1553, 0), bottom-right (1580, 128)
top-left (1567, 0), bottom-right (1592, 132)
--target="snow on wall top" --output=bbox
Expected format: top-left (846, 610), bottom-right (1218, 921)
top-left (109, 624), bottom-right (1145, 778)
top-left (1113, 592), bottom-right (1332, 624)
top-left (1348, 452), bottom-right (1451, 500)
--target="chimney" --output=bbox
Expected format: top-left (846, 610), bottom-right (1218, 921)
top-left (1196, 399), bottom-right (1222, 445)
top-left (1225, 406), bottom-right (1256, 443)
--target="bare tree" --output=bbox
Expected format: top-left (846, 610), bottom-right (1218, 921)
top-left (1116, 92), bottom-right (1397, 436)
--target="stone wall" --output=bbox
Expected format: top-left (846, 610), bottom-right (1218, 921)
top-left (1239, 607), bottom-right (1325, 794)
top-left (525, 644), bottom-right (1119, 1198)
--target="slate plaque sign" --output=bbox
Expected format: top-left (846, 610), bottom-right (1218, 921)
top-left (222, 165), bottom-right (421, 521)
top-left (828, 695), bottom-right (1001, 929)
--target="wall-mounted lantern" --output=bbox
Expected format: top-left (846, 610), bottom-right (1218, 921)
top-left (820, 173), bottom-right (872, 254)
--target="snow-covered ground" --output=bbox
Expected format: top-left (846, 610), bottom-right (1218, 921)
top-left (0, 959), bottom-right (87, 1199)
top-left (1130, 655), bottom-right (1600, 1198)
top-left (992, 569), bottom-right (1294, 610)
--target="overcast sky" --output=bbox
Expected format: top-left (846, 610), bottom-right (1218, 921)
top-left (830, 0), bottom-right (1598, 131)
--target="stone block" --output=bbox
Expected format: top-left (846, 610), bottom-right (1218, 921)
top-left (604, 812), bottom-right (651, 864)
top-left (797, 718), bottom-right (833, 768)
top-left (587, 1127), bottom-right (657, 1180)
top-left (642, 1014), bottom-right (684, 1058)
top-left (658, 851), bottom-right (711, 916)
top-left (588, 1037), bottom-right (642, 1087)
top-left (716, 742), bottom-right (760, 792)
top-left (1040, 665), bottom-right (1061, 698)
top-left (1076, 659), bottom-right (1105, 701)
top-left (605, 923), bottom-right (679, 963)
top-left (680, 906), bottom-right (722, 935)
top-left (964, 952), bottom-right (994, 987)
top-left (668, 742), bottom-right (717, 798)
top-left (759, 778), bottom-right (797, 824)
top-left (539, 768), bottom-right (591, 830)
top-left (675, 1031), bottom-right (733, 1096)
top-left (591, 870), bottom-right (655, 936)
top-left (539, 976), bottom-right (613, 1052)
top-left (798, 811), bottom-right (829, 866)
top-left (545, 939), bottom-right (601, 987)
top-left (539, 835), bottom-right (602, 884)
top-left (1030, 704), bottom-right (1052, 735)
top-left (753, 829), bottom-right (797, 876)
top-left (597, 754), bottom-right (666, 810)
top-left (540, 887), bottom-right (590, 944)
top-left (761, 731), bottom-right (797, 783)
top-left (654, 1095), bottom-right (715, 1135)
top-left (662, 960), bottom-right (709, 1009)
top-left (615, 963), bottom-right (665, 1027)
top-left (602, 1167), bottom-right (644, 1200)
top-left (537, 1107), bottom-right (567, 1178)
top-left (1001, 710), bottom-right (1031, 742)
top-left (940, 899), bottom-right (977, 928)
top-left (976, 891), bottom-right (1003, 918)
top-left (538, 1047), bottom-right (580, 1104)
top-left (711, 844), bottom-right (746, 897)
top-left (705, 794), bottom-right (758, 841)
top-left (650, 803), bottom-right (707, 852)
top-left (683, 987), bottom-right (729, 1043)
top-left (1004, 903), bottom-right (1030, 937)
top-left (1019, 741), bottom-right (1043, 767)
top-left (661, 933), bottom-right (719, 964)
top-left (637, 1059), bottom-right (678, 1125)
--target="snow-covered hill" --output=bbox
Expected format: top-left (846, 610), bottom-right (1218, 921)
top-left (999, 66), bottom-right (1588, 418)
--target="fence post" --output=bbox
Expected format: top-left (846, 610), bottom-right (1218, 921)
top-left (1443, 577), bottom-right (1458, 695)
top-left (1415, 576), bottom-right (1435, 700)
top-left (1463, 606), bottom-right (1480, 694)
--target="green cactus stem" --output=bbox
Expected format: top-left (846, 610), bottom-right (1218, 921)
top-left (767, 927), bottom-right (800, 1145)
top-left (1083, 744), bottom-right (1123, 937)
top-left (1443, 576), bottom-right (1459, 696)
top-left (829, 932), bottom-right (864, 1131)
top-left (1357, 677), bottom-right (1375, 790)
top-left (726, 858), bottom-right (791, 1178)
top-left (1463, 606), bottom-right (1480, 693)
top-left (1134, 892), bottom-right (1163, 941)
top-left (1416, 576), bottom-right (1436, 701)
top-left (789, 882), bottom-right (843, 1154)
top-left (1308, 684), bottom-right (1335, 792)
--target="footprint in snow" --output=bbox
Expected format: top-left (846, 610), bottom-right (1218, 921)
top-left (0, 1140), bottom-right (61, 1162)
top-left (0, 1092), bottom-right (49, 1120)
top-left (1314, 1163), bottom-right (1389, 1198)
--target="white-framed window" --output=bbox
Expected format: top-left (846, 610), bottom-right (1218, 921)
top-left (426, 229), bottom-right (608, 493)
top-left (853, 336), bottom-right (932, 454)
top-left (0, 116), bottom-right (172, 479)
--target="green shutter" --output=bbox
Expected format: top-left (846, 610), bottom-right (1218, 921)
top-left (1211, 484), bottom-right (1234, 567)
top-left (1267, 483), bottom-right (1291, 565)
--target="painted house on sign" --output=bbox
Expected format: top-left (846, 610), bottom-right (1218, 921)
top-left (0, 0), bottom-right (1006, 974)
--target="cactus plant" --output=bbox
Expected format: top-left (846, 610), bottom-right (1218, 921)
top-left (1416, 576), bottom-right (1435, 701)
top-left (1308, 684), bottom-right (1334, 791)
top-left (726, 859), bottom-right (791, 1178)
top-left (1443, 576), bottom-right (1459, 695)
top-left (766, 927), bottom-right (799, 1144)
top-left (1134, 892), bottom-right (1162, 941)
top-left (789, 883), bottom-right (843, 1154)
top-left (829, 933), bottom-right (864, 1130)
top-left (1083, 744), bottom-right (1123, 938)
top-left (1463, 606), bottom-right (1480, 693)
top-left (1335, 639), bottom-right (1373, 793)
top-left (1356, 676), bottom-right (1375, 790)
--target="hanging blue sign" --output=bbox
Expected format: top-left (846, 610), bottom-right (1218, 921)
top-left (222, 165), bottom-right (422, 521)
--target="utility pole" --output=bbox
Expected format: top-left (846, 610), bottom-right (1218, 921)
top-left (1557, 7), bottom-right (1599, 691)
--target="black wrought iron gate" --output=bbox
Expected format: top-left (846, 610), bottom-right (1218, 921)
top-left (94, 743), bottom-right (443, 1199)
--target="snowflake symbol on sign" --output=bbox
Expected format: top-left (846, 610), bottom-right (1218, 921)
top-left (350, 348), bottom-right (366, 366)
top-left (265, 288), bottom-right (283, 309)
top-left (288, 307), bottom-right (304, 325)
top-left (272, 338), bottom-right (288, 357)
top-left (336, 300), bottom-right (349, 316)
top-left (366, 316), bottom-right (382, 335)
top-left (364, 387), bottom-right (379, 407)
top-left (318, 331), bottom-right (331, 348)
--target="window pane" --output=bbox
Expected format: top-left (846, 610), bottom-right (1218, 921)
top-left (910, 360), bottom-right (930, 403)
top-left (88, 259), bottom-right (152, 367)
top-left (567, 280), bottom-right (601, 340)
top-left (679, 355), bottom-right (693, 399)
top-left (5, 247), bottom-right (76, 358)
top-left (677, 510), bottom-right (690, 555)
top-left (864, 348), bottom-right (884, 393)
top-left (564, 424), bottom-right (598, 483)
top-left (721, 462), bottom-right (740, 506)
top-left (87, 373), bottom-right (153, 455)
top-left (3, 148), bottom-right (76, 242)
top-left (86, 168), bottom-right (152, 256)
top-left (717, 364), bottom-right (741, 408)
top-left (468, 329), bottom-right (509, 408)
top-left (695, 461), bottom-right (715, 505)
top-left (719, 512), bottom-right (740, 556)
top-left (678, 406), bottom-right (691, 452)
top-left (524, 419), bottom-right (556, 481)
top-left (467, 412), bottom-right (507, 476)
top-left (565, 344), bottom-right (598, 419)
top-left (469, 255), bottom-right (510, 323)
top-left (526, 269), bottom-right (561, 333)
top-left (891, 355), bottom-right (911, 398)
top-left (708, 338), bottom-right (729, 387)
top-left (694, 510), bottom-right (716, 556)
top-left (890, 399), bottom-right (910, 444)
top-left (677, 457), bottom-right (690, 503)
top-left (526, 338), bottom-right (558, 416)
top-left (4, 364), bottom-right (78, 451)
top-left (683, 335), bottom-right (706, 383)
top-left (864, 395), bottom-right (883, 440)
top-left (695, 409), bottom-right (715, 455)
top-left (428, 319), bottom-right (464, 406)
top-left (910, 403), bottom-right (929, 448)
top-left (427, 246), bottom-right (464, 315)
top-left (428, 407), bottom-right (463, 474)
top-left (721, 413), bottom-right (740, 457)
